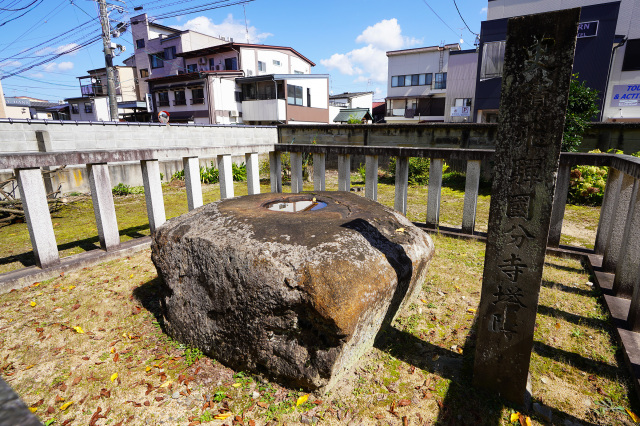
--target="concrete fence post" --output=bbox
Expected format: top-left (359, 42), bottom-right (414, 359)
top-left (87, 163), bottom-right (120, 251)
top-left (269, 151), bottom-right (282, 193)
top-left (290, 152), bottom-right (303, 193)
top-left (338, 154), bottom-right (351, 192)
top-left (183, 156), bottom-right (203, 211)
top-left (365, 155), bottom-right (378, 201)
top-left (313, 153), bottom-right (326, 191)
top-left (426, 158), bottom-right (444, 228)
top-left (245, 152), bottom-right (260, 195)
top-left (595, 168), bottom-right (622, 254)
top-left (217, 154), bottom-right (234, 199)
top-left (462, 160), bottom-right (481, 234)
top-left (612, 179), bottom-right (640, 299)
top-left (394, 157), bottom-right (409, 214)
top-left (548, 163), bottom-right (571, 247)
top-left (141, 159), bottom-right (166, 233)
top-left (15, 168), bottom-right (59, 268)
top-left (603, 173), bottom-right (635, 272)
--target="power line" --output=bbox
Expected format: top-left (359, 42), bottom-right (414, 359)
top-left (421, 0), bottom-right (474, 47)
top-left (0, 0), bottom-right (39, 11)
top-left (452, 0), bottom-right (478, 36)
top-left (0, 0), bottom-right (43, 27)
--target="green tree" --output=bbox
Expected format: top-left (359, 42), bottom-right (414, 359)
top-left (347, 114), bottom-right (362, 124)
top-left (562, 74), bottom-right (600, 152)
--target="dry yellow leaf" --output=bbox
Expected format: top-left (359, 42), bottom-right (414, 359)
top-left (296, 394), bottom-right (309, 406)
top-left (110, 373), bottom-right (118, 382)
top-left (68, 285), bottom-right (75, 290)
top-left (467, 308), bottom-right (477, 313)
top-left (395, 228), bottom-right (405, 233)
top-left (159, 380), bottom-right (173, 388)
top-left (110, 347), bottom-right (115, 353)
top-left (421, 299), bottom-right (428, 303)
top-left (232, 383), bottom-right (242, 388)
top-left (510, 412), bottom-right (520, 422)
top-left (29, 407), bottom-right (37, 413)
top-left (214, 413), bottom-right (232, 420)
top-left (525, 416), bottom-right (532, 426)
top-left (59, 401), bottom-right (73, 411)
top-left (30, 301), bottom-right (36, 307)
top-left (555, 322), bottom-right (561, 330)
top-left (129, 274), bottom-right (134, 279)
top-left (25, 364), bottom-right (35, 370)
top-left (626, 409), bottom-right (640, 422)
top-left (145, 366), bottom-right (151, 372)
top-left (73, 326), bottom-right (84, 334)
top-left (456, 347), bottom-right (463, 354)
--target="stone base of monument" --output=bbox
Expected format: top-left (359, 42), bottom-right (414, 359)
top-left (151, 191), bottom-right (434, 391)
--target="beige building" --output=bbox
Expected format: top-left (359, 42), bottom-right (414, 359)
top-left (0, 80), bottom-right (6, 118)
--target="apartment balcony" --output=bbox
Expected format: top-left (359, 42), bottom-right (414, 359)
top-left (241, 98), bottom-right (286, 122)
top-left (80, 84), bottom-right (104, 97)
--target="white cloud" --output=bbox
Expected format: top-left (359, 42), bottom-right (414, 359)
top-left (480, 7), bottom-right (488, 14)
top-left (176, 14), bottom-right (272, 43)
top-left (321, 19), bottom-right (421, 84)
top-left (355, 19), bottom-right (421, 51)
top-left (35, 43), bottom-right (80, 57)
top-left (30, 72), bottom-right (44, 78)
top-left (42, 62), bottom-right (74, 72)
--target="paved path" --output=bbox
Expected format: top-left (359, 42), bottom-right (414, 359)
top-left (0, 377), bottom-right (42, 426)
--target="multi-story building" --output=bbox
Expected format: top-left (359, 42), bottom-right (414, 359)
top-left (474, 0), bottom-right (640, 122)
top-left (3, 96), bottom-right (67, 120)
top-left (127, 13), bottom-right (329, 125)
top-left (444, 49), bottom-right (478, 122)
top-left (385, 44), bottom-right (460, 123)
top-left (65, 65), bottom-right (147, 121)
top-left (329, 91), bottom-right (373, 123)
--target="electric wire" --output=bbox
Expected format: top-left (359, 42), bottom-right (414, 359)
top-left (0, 0), bottom-right (43, 27)
top-left (421, 0), bottom-right (474, 47)
top-left (0, 0), bottom-right (39, 11)
top-left (452, 0), bottom-right (478, 36)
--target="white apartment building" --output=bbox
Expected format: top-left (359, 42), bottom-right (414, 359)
top-left (385, 44), bottom-right (460, 123)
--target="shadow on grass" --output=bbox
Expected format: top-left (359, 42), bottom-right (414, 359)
top-left (0, 224), bottom-right (150, 269)
top-left (537, 304), bottom-right (608, 330)
top-left (541, 279), bottom-right (599, 298)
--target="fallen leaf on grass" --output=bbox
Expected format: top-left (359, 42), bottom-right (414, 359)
top-left (232, 383), bottom-right (242, 388)
top-left (30, 301), bottom-right (36, 307)
top-left (59, 401), bottom-right (73, 410)
top-left (73, 326), bottom-right (84, 334)
top-left (214, 413), bottom-right (232, 420)
top-left (296, 394), bottom-right (309, 406)
top-left (627, 409), bottom-right (640, 423)
top-left (397, 399), bottom-right (411, 407)
top-left (113, 353), bottom-right (119, 362)
top-left (467, 308), bottom-right (476, 313)
top-left (29, 407), bottom-right (37, 413)
top-left (159, 380), bottom-right (173, 388)
top-left (555, 322), bottom-right (561, 330)
top-left (375, 414), bottom-right (384, 419)
top-left (257, 401), bottom-right (269, 408)
top-left (24, 364), bottom-right (35, 370)
top-left (510, 412), bottom-right (520, 422)
top-left (110, 373), bottom-right (118, 382)
top-left (395, 228), bottom-right (405, 234)
top-left (402, 416), bottom-right (408, 426)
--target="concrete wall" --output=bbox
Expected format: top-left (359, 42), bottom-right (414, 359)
top-left (0, 119), bottom-right (278, 193)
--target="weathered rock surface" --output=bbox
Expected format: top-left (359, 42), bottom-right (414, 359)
top-left (151, 191), bottom-right (434, 391)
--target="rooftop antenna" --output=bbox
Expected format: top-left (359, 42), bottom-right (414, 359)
top-left (243, 4), bottom-right (250, 43)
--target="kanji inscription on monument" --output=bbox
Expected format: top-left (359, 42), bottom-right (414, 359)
top-left (472, 8), bottom-right (580, 406)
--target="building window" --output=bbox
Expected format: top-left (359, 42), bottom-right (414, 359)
top-left (307, 88), bottom-right (311, 107)
top-left (258, 61), bottom-right (266, 72)
top-left (294, 70), bottom-right (304, 74)
top-left (434, 72), bottom-right (447, 89)
top-left (273, 60), bottom-right (281, 66)
top-left (225, 57), bottom-right (238, 70)
top-left (191, 88), bottom-right (204, 104)
top-left (480, 41), bottom-right (506, 79)
top-left (71, 103), bottom-right (79, 114)
top-left (140, 68), bottom-right (149, 78)
top-left (287, 84), bottom-right (303, 105)
top-left (235, 91), bottom-right (243, 102)
top-left (186, 63), bottom-right (197, 73)
top-left (163, 46), bottom-right (176, 60)
top-left (174, 90), bottom-right (186, 105)
top-left (158, 92), bottom-right (169, 107)
top-left (135, 39), bottom-right (145, 49)
top-left (391, 74), bottom-right (432, 87)
top-left (622, 39), bottom-right (640, 71)
top-left (84, 103), bottom-right (93, 113)
top-left (455, 98), bottom-right (472, 107)
top-left (150, 52), bottom-right (164, 69)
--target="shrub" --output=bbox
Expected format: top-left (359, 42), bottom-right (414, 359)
top-left (232, 162), bottom-right (247, 182)
top-left (200, 162), bottom-right (219, 184)
top-left (568, 165), bottom-right (607, 206)
top-left (357, 163), bottom-right (366, 182)
top-left (562, 73), bottom-right (600, 152)
top-left (388, 157), bottom-right (448, 186)
top-left (112, 183), bottom-right (144, 196)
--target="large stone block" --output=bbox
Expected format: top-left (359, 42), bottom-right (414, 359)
top-left (151, 191), bottom-right (434, 391)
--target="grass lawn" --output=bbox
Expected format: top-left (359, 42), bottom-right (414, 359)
top-left (0, 171), bottom-right (632, 425)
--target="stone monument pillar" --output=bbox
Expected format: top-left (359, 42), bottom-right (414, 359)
top-left (472, 8), bottom-right (580, 406)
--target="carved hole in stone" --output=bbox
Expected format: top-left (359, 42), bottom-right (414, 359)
top-left (263, 196), bottom-right (327, 213)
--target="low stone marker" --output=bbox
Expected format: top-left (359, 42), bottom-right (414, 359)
top-left (472, 8), bottom-right (580, 406)
top-left (152, 191), bottom-right (434, 390)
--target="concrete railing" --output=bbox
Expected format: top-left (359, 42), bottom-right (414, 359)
top-left (271, 144), bottom-right (640, 333)
top-left (0, 144), bottom-right (272, 271)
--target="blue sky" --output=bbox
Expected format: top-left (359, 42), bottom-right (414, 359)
top-left (0, 0), bottom-right (488, 103)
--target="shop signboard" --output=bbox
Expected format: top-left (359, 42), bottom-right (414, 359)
top-left (611, 85), bottom-right (640, 107)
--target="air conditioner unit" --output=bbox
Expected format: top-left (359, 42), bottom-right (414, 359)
top-left (198, 57), bottom-right (206, 64)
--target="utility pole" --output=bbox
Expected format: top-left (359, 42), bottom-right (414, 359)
top-left (98, 0), bottom-right (119, 121)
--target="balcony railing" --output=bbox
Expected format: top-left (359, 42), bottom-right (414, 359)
top-left (80, 84), bottom-right (104, 97)
top-left (173, 99), bottom-right (187, 106)
top-left (191, 98), bottom-right (204, 105)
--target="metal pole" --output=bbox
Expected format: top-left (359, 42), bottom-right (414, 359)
top-left (98, 0), bottom-right (119, 121)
